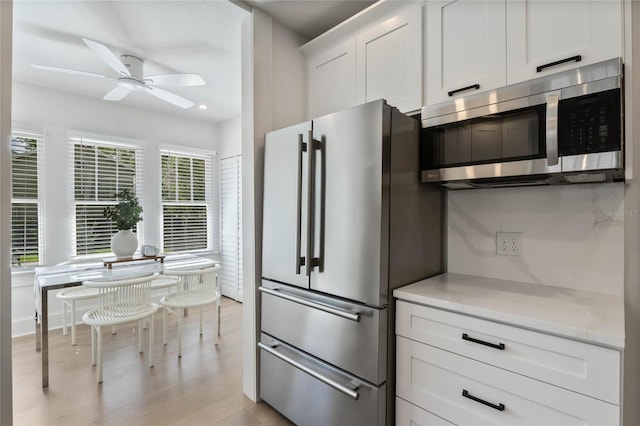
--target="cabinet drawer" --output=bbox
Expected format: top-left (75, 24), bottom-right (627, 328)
top-left (396, 336), bottom-right (619, 425)
top-left (396, 300), bottom-right (620, 404)
top-left (396, 397), bottom-right (453, 426)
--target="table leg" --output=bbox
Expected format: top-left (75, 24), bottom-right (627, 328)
top-left (35, 310), bottom-right (41, 352)
top-left (41, 288), bottom-right (49, 389)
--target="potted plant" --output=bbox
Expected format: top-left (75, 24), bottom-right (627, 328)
top-left (103, 189), bottom-right (143, 258)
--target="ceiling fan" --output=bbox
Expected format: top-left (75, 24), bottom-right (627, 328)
top-left (31, 38), bottom-right (206, 109)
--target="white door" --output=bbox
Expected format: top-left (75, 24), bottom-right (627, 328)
top-left (220, 156), bottom-right (242, 301)
top-left (425, 0), bottom-right (506, 106)
top-left (307, 38), bottom-right (357, 118)
top-left (356, 2), bottom-right (422, 113)
top-left (506, 0), bottom-right (622, 84)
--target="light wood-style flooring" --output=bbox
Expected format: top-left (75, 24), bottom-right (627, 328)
top-left (12, 298), bottom-right (293, 426)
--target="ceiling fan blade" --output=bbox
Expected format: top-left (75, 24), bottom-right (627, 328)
top-left (145, 73), bottom-right (206, 87)
top-left (144, 86), bottom-right (194, 109)
top-left (31, 64), bottom-right (110, 79)
top-left (103, 86), bottom-right (130, 101)
top-left (82, 38), bottom-right (130, 77)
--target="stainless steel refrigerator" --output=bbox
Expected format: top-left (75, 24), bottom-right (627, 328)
top-left (259, 99), bottom-right (443, 425)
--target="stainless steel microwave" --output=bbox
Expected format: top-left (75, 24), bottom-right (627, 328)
top-left (421, 58), bottom-right (624, 189)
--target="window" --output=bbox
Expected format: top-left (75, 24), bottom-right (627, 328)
top-left (71, 138), bottom-right (142, 256)
top-left (161, 151), bottom-right (216, 253)
top-left (11, 134), bottom-right (42, 266)
top-left (220, 156), bottom-right (242, 300)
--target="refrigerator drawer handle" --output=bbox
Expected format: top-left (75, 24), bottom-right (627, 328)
top-left (258, 342), bottom-right (361, 401)
top-left (258, 286), bottom-right (361, 322)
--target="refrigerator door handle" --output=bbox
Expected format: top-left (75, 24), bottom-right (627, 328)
top-left (259, 286), bottom-right (361, 322)
top-left (295, 134), bottom-right (305, 274)
top-left (258, 341), bottom-right (361, 400)
top-left (306, 130), bottom-right (315, 276)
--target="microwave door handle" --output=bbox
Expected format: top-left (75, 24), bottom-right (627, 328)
top-left (546, 94), bottom-right (560, 166)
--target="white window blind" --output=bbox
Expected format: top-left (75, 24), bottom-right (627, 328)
top-left (70, 137), bottom-right (143, 256)
top-left (220, 156), bottom-right (242, 301)
top-left (161, 151), bottom-right (217, 253)
top-left (11, 134), bottom-right (43, 266)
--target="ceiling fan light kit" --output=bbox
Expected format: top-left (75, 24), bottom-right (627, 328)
top-left (31, 38), bottom-right (206, 109)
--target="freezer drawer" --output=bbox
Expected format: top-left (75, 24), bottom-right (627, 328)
top-left (259, 333), bottom-right (386, 426)
top-left (260, 280), bottom-right (387, 385)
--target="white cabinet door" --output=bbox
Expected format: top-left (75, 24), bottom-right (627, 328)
top-left (506, 0), bottom-right (622, 84)
top-left (307, 38), bottom-right (357, 118)
top-left (425, 0), bottom-right (506, 106)
top-left (356, 2), bottom-right (422, 113)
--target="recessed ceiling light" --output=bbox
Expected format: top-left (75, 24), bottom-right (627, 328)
top-left (198, 104), bottom-right (208, 110)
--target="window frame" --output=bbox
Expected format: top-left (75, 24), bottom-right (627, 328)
top-left (70, 137), bottom-right (143, 258)
top-left (10, 131), bottom-right (44, 267)
top-left (160, 149), bottom-right (218, 254)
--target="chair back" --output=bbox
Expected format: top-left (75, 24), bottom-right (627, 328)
top-left (82, 273), bottom-right (159, 307)
top-left (164, 264), bottom-right (221, 293)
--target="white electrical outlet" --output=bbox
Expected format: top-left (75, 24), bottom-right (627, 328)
top-left (496, 232), bottom-right (523, 256)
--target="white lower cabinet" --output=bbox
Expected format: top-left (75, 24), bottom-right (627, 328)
top-left (396, 397), bottom-right (453, 426)
top-left (396, 302), bottom-right (622, 425)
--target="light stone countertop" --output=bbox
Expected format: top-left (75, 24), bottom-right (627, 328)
top-left (393, 272), bottom-right (625, 349)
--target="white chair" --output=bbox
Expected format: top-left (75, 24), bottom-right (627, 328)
top-left (142, 275), bottom-right (179, 329)
top-left (161, 265), bottom-right (222, 357)
top-left (56, 261), bottom-right (177, 345)
top-left (55, 259), bottom-right (103, 345)
top-left (82, 273), bottom-right (159, 383)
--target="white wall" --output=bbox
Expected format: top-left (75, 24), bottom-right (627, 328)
top-left (11, 81), bottom-right (220, 337)
top-left (219, 115), bottom-right (242, 159)
top-left (623, 1), bottom-right (640, 423)
top-left (0, 1), bottom-right (13, 422)
top-left (241, 8), bottom-right (308, 401)
top-left (448, 183), bottom-right (625, 296)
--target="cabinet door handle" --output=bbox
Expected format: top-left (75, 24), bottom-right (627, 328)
top-left (448, 84), bottom-right (480, 97)
top-left (536, 55), bottom-right (582, 73)
top-left (462, 333), bottom-right (505, 350)
top-left (462, 389), bottom-right (505, 411)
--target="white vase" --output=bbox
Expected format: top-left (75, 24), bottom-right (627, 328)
top-left (111, 229), bottom-right (138, 259)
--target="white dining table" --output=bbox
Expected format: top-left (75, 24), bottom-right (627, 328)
top-left (34, 254), bottom-right (215, 388)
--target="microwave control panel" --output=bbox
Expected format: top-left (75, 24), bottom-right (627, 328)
top-left (559, 89), bottom-right (621, 156)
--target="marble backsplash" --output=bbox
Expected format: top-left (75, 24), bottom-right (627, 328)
top-left (446, 182), bottom-right (625, 296)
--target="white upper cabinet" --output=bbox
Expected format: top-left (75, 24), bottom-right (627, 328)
top-left (302, 1), bottom-right (423, 118)
top-left (425, 0), bottom-right (506, 106)
top-left (356, 2), bottom-right (422, 113)
top-left (506, 0), bottom-right (623, 85)
top-left (307, 38), bottom-right (357, 119)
